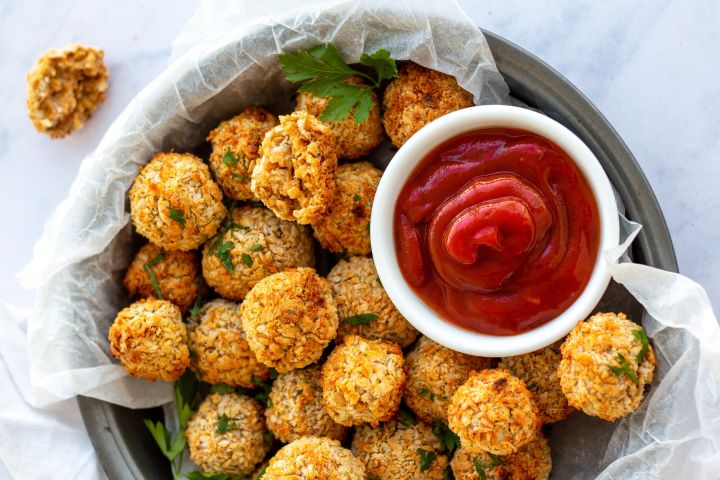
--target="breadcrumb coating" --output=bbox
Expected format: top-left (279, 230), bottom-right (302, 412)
top-left (263, 436), bottom-right (365, 480)
top-left (251, 111), bottom-right (337, 224)
top-left (187, 299), bottom-right (270, 388)
top-left (499, 342), bottom-right (574, 424)
top-left (321, 335), bottom-right (406, 427)
top-left (295, 77), bottom-right (384, 159)
top-left (123, 242), bottom-right (199, 313)
top-left (405, 336), bottom-right (492, 424)
top-left (208, 107), bottom-right (278, 200)
top-left (26, 44), bottom-right (108, 138)
top-left (265, 365), bottom-right (347, 443)
top-left (202, 205), bottom-right (314, 301)
top-left (185, 393), bottom-right (271, 477)
top-left (352, 419), bottom-right (449, 479)
top-left (448, 369), bottom-right (540, 455)
top-left (382, 63), bottom-right (473, 147)
top-left (241, 268), bottom-right (338, 373)
top-left (129, 152), bottom-right (227, 251)
top-left (108, 298), bottom-right (189, 382)
top-left (557, 312), bottom-right (655, 421)
top-left (329, 256), bottom-right (417, 348)
top-left (451, 436), bottom-right (552, 480)
top-left (311, 162), bottom-right (380, 255)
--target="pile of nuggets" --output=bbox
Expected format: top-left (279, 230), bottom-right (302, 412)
top-left (109, 63), bottom-right (656, 479)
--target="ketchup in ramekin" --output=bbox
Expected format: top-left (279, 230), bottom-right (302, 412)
top-left (394, 128), bottom-right (600, 335)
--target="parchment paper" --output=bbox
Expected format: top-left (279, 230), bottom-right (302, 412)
top-left (17, 0), bottom-right (720, 478)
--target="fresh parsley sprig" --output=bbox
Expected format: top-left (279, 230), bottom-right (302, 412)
top-left (143, 253), bottom-right (166, 299)
top-left (473, 453), bottom-right (507, 480)
top-left (279, 43), bottom-right (398, 123)
top-left (343, 312), bottom-right (379, 325)
top-left (633, 328), bottom-right (650, 364)
top-left (609, 353), bottom-right (640, 385)
top-left (417, 448), bottom-right (438, 472)
top-left (432, 419), bottom-right (459, 453)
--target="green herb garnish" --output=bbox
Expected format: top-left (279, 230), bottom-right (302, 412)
top-left (143, 252), bottom-right (166, 299)
top-left (417, 448), bottom-right (437, 472)
top-left (398, 406), bottom-right (416, 426)
top-left (169, 208), bottom-right (186, 226)
top-left (279, 43), bottom-right (398, 123)
top-left (526, 381), bottom-right (538, 391)
top-left (215, 413), bottom-right (239, 435)
top-left (472, 453), bottom-right (507, 480)
top-left (343, 312), bottom-right (378, 325)
top-left (210, 384), bottom-right (235, 394)
top-left (353, 194), bottom-right (361, 201)
top-left (376, 276), bottom-right (382, 286)
top-left (432, 419), bottom-right (460, 453)
top-left (184, 472), bottom-right (247, 480)
top-left (609, 353), bottom-right (640, 385)
top-left (250, 244), bottom-right (263, 252)
top-left (633, 328), bottom-right (650, 364)
top-left (251, 373), bottom-right (274, 407)
top-left (213, 241), bottom-right (235, 272)
top-left (419, 388), bottom-right (434, 400)
top-left (222, 150), bottom-right (239, 169)
top-left (444, 469), bottom-right (456, 480)
top-left (231, 173), bottom-right (249, 180)
top-left (241, 253), bottom-right (253, 268)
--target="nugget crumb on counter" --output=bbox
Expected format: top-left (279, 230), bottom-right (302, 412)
top-left (185, 393), bottom-right (271, 477)
top-left (405, 336), bottom-right (492, 424)
top-left (448, 368), bottom-right (540, 455)
top-left (241, 268), bottom-right (337, 372)
top-left (202, 205), bottom-right (314, 301)
top-left (263, 436), bottom-right (365, 480)
top-left (321, 335), bottom-right (406, 426)
top-left (295, 76), bottom-right (384, 159)
top-left (382, 63), bottom-right (473, 147)
top-left (311, 162), bottom-right (380, 256)
top-left (187, 298), bottom-right (269, 388)
top-left (557, 312), bottom-right (655, 421)
top-left (208, 107), bottom-right (278, 201)
top-left (251, 111), bottom-right (337, 224)
top-left (129, 152), bottom-right (226, 251)
top-left (451, 436), bottom-right (552, 480)
top-left (26, 44), bottom-right (108, 138)
top-left (108, 298), bottom-right (189, 382)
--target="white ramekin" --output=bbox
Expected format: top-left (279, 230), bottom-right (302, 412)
top-left (371, 105), bottom-right (619, 357)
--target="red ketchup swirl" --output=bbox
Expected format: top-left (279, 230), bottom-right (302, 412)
top-left (394, 128), bottom-right (600, 335)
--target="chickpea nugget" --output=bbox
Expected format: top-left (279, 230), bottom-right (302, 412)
top-left (251, 111), bottom-right (337, 224)
top-left (451, 436), bottom-right (552, 480)
top-left (26, 44), bottom-right (108, 138)
top-left (264, 436), bottom-right (365, 480)
top-left (557, 312), bottom-right (655, 421)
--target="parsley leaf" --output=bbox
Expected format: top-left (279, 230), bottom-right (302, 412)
top-left (419, 388), bottom-right (435, 400)
top-left (398, 406), bottom-right (416, 426)
top-left (241, 253), bottom-right (253, 268)
top-left (215, 413), bottom-right (239, 435)
top-left (609, 353), bottom-right (640, 385)
top-left (210, 384), bottom-right (236, 395)
top-left (213, 241), bottom-right (235, 272)
top-left (250, 244), bottom-right (263, 252)
top-left (343, 313), bottom-right (379, 325)
top-left (444, 469), bottom-right (456, 480)
top-left (633, 328), bottom-right (650, 364)
top-left (360, 48), bottom-right (399, 82)
top-left (432, 419), bottom-right (460, 453)
top-left (353, 194), bottom-right (361, 201)
top-left (417, 448), bottom-right (437, 472)
top-left (222, 150), bottom-right (239, 169)
top-left (473, 458), bottom-right (488, 480)
top-left (143, 253), bottom-right (166, 300)
top-left (251, 374), bottom-right (274, 407)
top-left (231, 172), bottom-right (249, 180)
top-left (169, 208), bottom-right (186, 226)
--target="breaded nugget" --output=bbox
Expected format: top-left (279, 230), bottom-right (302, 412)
top-left (123, 242), bottom-right (199, 313)
top-left (202, 205), bottom-right (314, 301)
top-left (321, 335), bottom-right (406, 426)
top-left (108, 298), bottom-right (189, 382)
top-left (265, 365), bottom-right (347, 443)
top-left (26, 44), bottom-right (108, 138)
top-left (208, 107), bottom-right (278, 200)
top-left (448, 369), bottom-right (540, 455)
top-left (295, 77), bottom-right (384, 159)
top-left (185, 393), bottom-right (271, 477)
top-left (311, 162), bottom-right (380, 255)
top-left (382, 63), bottom-right (473, 147)
top-left (263, 436), bottom-right (365, 480)
top-left (241, 268), bottom-right (337, 373)
top-left (129, 152), bottom-right (227, 251)
top-left (451, 436), bottom-right (552, 480)
top-left (405, 336), bottom-right (492, 424)
top-left (557, 312), bottom-right (655, 421)
top-left (251, 111), bottom-right (337, 224)
top-left (187, 299), bottom-right (269, 388)
top-left (352, 419), bottom-right (449, 479)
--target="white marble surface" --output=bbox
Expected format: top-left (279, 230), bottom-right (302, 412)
top-left (0, 0), bottom-right (718, 478)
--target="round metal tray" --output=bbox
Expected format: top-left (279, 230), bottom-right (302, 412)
top-left (78, 29), bottom-right (678, 479)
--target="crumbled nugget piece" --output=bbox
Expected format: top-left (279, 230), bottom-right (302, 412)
top-left (329, 256), bottom-right (417, 348)
top-left (311, 162), bottom-right (380, 255)
top-left (382, 63), bottom-right (473, 147)
top-left (208, 107), bottom-right (278, 200)
top-left (185, 393), bottom-right (271, 477)
top-left (352, 419), bottom-right (449, 479)
top-left (263, 436), bottom-right (365, 480)
top-left (295, 77), bottom-right (384, 159)
top-left (123, 242), bottom-right (199, 313)
top-left (448, 369), bottom-right (540, 455)
top-left (265, 365), bottom-right (347, 443)
top-left (405, 336), bottom-right (492, 424)
top-left (26, 44), bottom-right (108, 138)
top-left (129, 152), bottom-right (227, 251)
top-left (108, 298), bottom-right (189, 382)
top-left (321, 335), bottom-right (406, 426)
top-left (187, 299), bottom-right (269, 388)
top-left (498, 342), bottom-right (574, 424)
top-left (451, 436), bottom-right (552, 480)
top-left (202, 205), bottom-right (314, 301)
top-left (557, 312), bottom-right (655, 421)
top-left (251, 111), bottom-right (337, 224)
top-left (241, 268), bottom-right (337, 373)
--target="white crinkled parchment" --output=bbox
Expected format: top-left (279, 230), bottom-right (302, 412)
top-left (18, 0), bottom-right (720, 478)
